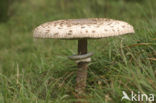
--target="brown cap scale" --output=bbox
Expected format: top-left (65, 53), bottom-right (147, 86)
top-left (33, 18), bottom-right (135, 102)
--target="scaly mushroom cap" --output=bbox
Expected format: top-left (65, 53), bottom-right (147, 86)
top-left (33, 18), bottom-right (135, 39)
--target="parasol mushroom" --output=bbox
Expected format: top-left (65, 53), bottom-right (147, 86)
top-left (33, 18), bottom-right (135, 102)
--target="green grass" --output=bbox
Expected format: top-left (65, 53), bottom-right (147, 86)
top-left (0, 0), bottom-right (156, 103)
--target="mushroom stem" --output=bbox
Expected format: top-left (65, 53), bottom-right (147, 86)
top-left (76, 38), bottom-right (88, 102)
top-left (78, 39), bottom-right (87, 54)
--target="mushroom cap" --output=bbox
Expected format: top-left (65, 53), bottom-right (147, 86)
top-left (33, 18), bottom-right (135, 39)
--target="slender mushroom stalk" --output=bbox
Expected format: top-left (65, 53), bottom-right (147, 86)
top-left (76, 39), bottom-right (88, 96)
top-left (69, 38), bottom-right (92, 102)
top-left (33, 18), bottom-right (135, 103)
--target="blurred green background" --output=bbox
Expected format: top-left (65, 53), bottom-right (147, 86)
top-left (0, 0), bottom-right (156, 103)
